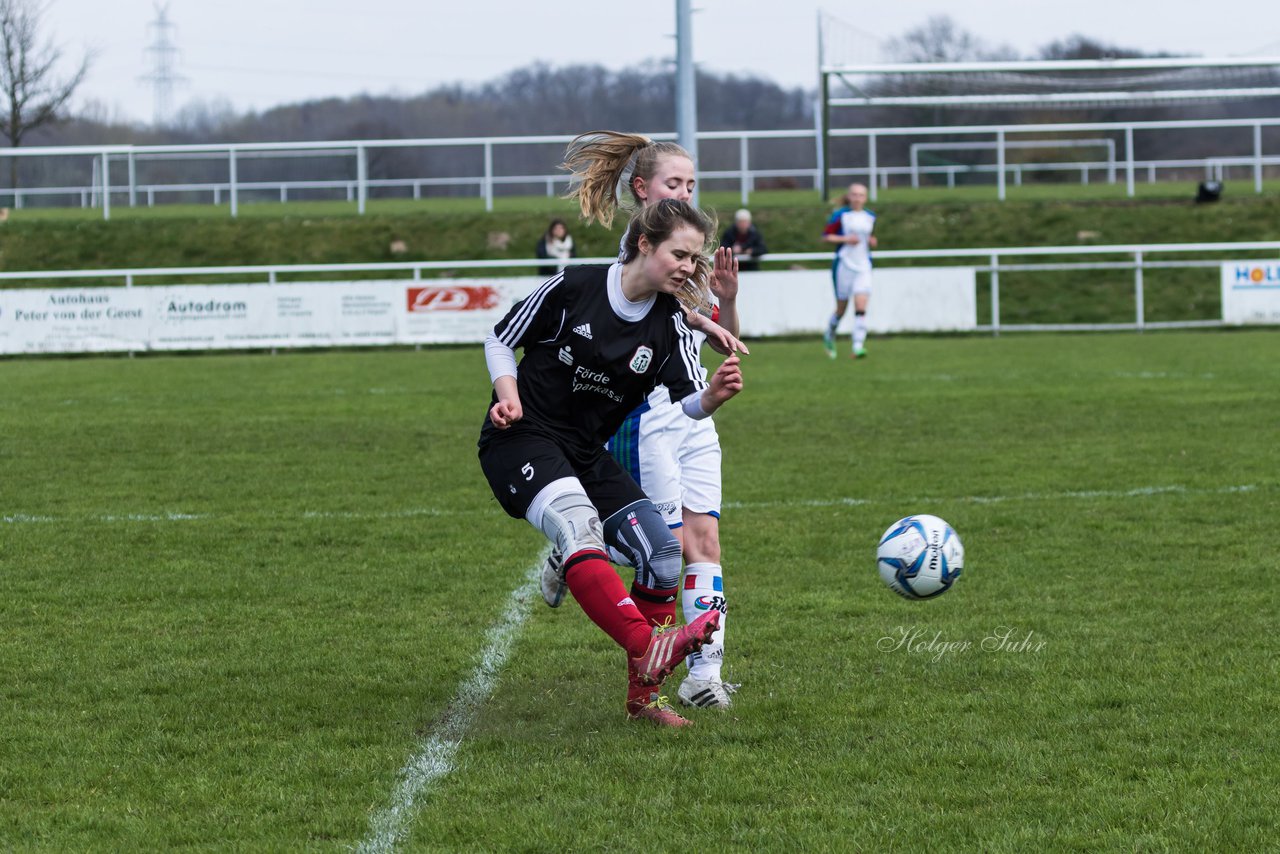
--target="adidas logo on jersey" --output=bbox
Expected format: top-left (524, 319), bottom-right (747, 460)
top-left (573, 323), bottom-right (593, 340)
top-left (558, 345), bottom-right (573, 365)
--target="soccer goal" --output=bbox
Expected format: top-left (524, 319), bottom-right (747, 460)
top-left (816, 15), bottom-right (1280, 198)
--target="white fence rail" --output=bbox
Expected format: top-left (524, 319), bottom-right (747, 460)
top-left (2, 116), bottom-right (1277, 218)
top-left (10, 154), bottom-right (1275, 211)
top-left (3, 241), bottom-right (1278, 338)
top-left (828, 117), bottom-right (1280, 201)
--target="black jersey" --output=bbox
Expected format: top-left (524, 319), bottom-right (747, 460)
top-left (479, 263), bottom-right (705, 458)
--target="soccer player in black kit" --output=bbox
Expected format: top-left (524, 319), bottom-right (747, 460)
top-left (478, 200), bottom-right (743, 727)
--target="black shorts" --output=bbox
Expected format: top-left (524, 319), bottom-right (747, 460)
top-left (478, 425), bottom-right (646, 522)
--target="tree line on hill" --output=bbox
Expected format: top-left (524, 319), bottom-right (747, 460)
top-left (4, 13), bottom-right (1278, 197)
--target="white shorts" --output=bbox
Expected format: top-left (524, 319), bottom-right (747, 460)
top-left (608, 395), bottom-right (722, 528)
top-left (833, 265), bottom-right (872, 301)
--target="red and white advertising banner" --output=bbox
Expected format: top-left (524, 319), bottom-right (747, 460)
top-left (401, 279), bottom-right (541, 343)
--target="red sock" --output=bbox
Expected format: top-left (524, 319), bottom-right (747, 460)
top-left (630, 581), bottom-right (677, 629)
top-left (563, 550), bottom-right (652, 656)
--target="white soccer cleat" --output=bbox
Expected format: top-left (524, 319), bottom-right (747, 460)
top-left (540, 549), bottom-right (566, 608)
top-left (677, 675), bottom-right (735, 709)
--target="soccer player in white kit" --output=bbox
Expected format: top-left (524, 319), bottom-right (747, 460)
top-left (823, 182), bottom-right (878, 359)
top-left (544, 131), bottom-right (744, 711)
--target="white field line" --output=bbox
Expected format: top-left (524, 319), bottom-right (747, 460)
top-left (1, 483), bottom-right (1267, 527)
top-left (724, 483), bottom-right (1260, 511)
top-left (0, 509), bottom-right (442, 525)
top-left (303, 509), bottom-right (449, 519)
top-left (1, 511), bottom-right (212, 524)
top-left (356, 556), bottom-right (543, 854)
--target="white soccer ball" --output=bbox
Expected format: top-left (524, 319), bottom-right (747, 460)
top-left (876, 514), bottom-right (964, 599)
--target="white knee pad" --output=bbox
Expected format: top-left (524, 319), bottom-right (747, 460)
top-left (531, 486), bottom-right (605, 558)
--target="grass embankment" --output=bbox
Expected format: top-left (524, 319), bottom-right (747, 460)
top-left (2, 187), bottom-right (1278, 324)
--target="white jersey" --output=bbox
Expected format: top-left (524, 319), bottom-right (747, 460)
top-left (610, 224), bottom-right (722, 526)
top-left (826, 207), bottom-right (876, 272)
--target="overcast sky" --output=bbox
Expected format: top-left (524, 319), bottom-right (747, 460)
top-left (40, 0), bottom-right (1280, 125)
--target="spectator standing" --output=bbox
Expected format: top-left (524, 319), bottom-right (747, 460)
top-left (535, 218), bottom-right (576, 276)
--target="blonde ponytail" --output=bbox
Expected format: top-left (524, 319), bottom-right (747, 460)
top-left (562, 130), bottom-right (693, 228)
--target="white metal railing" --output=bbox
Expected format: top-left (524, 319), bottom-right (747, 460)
top-left (908, 139), bottom-right (1117, 188)
top-left (11, 153), bottom-right (1276, 211)
top-left (0, 130), bottom-right (811, 218)
top-left (827, 116), bottom-right (1280, 201)
top-left (1, 117), bottom-right (1276, 218)
top-left (4, 240), bottom-right (1276, 334)
top-left (765, 241), bottom-right (1280, 333)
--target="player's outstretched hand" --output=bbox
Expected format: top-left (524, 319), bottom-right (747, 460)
top-left (703, 355), bottom-right (743, 412)
top-left (710, 246), bottom-right (740, 301)
top-left (690, 313), bottom-right (750, 357)
top-left (489, 398), bottom-right (523, 429)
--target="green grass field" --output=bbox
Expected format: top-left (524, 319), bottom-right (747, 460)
top-left (3, 331), bottom-right (1279, 850)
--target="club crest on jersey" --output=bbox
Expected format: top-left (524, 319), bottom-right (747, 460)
top-left (628, 345), bottom-right (653, 374)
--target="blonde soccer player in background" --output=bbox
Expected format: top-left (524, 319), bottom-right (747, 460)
top-left (823, 182), bottom-right (878, 359)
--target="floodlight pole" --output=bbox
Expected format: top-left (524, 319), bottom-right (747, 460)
top-left (819, 71), bottom-right (830, 200)
top-left (675, 0), bottom-right (698, 206)
top-left (817, 10), bottom-right (830, 200)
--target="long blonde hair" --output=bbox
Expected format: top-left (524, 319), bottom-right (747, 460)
top-left (562, 131), bottom-right (693, 228)
top-left (621, 199), bottom-right (716, 316)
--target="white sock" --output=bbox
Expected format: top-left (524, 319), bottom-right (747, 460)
top-left (682, 562), bottom-right (725, 681)
top-left (826, 314), bottom-right (839, 338)
top-left (853, 312), bottom-right (867, 352)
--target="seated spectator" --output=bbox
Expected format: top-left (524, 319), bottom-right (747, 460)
top-left (720, 208), bottom-right (767, 271)
top-left (535, 218), bottom-right (576, 276)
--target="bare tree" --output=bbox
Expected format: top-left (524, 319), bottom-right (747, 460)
top-left (885, 15), bottom-right (1016, 63)
top-left (1037, 34), bottom-right (1162, 61)
top-left (0, 0), bottom-right (91, 189)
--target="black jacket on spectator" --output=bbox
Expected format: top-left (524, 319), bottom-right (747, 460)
top-left (720, 224), bottom-right (767, 271)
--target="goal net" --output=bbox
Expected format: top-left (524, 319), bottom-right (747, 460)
top-left (823, 57), bottom-right (1280, 110)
